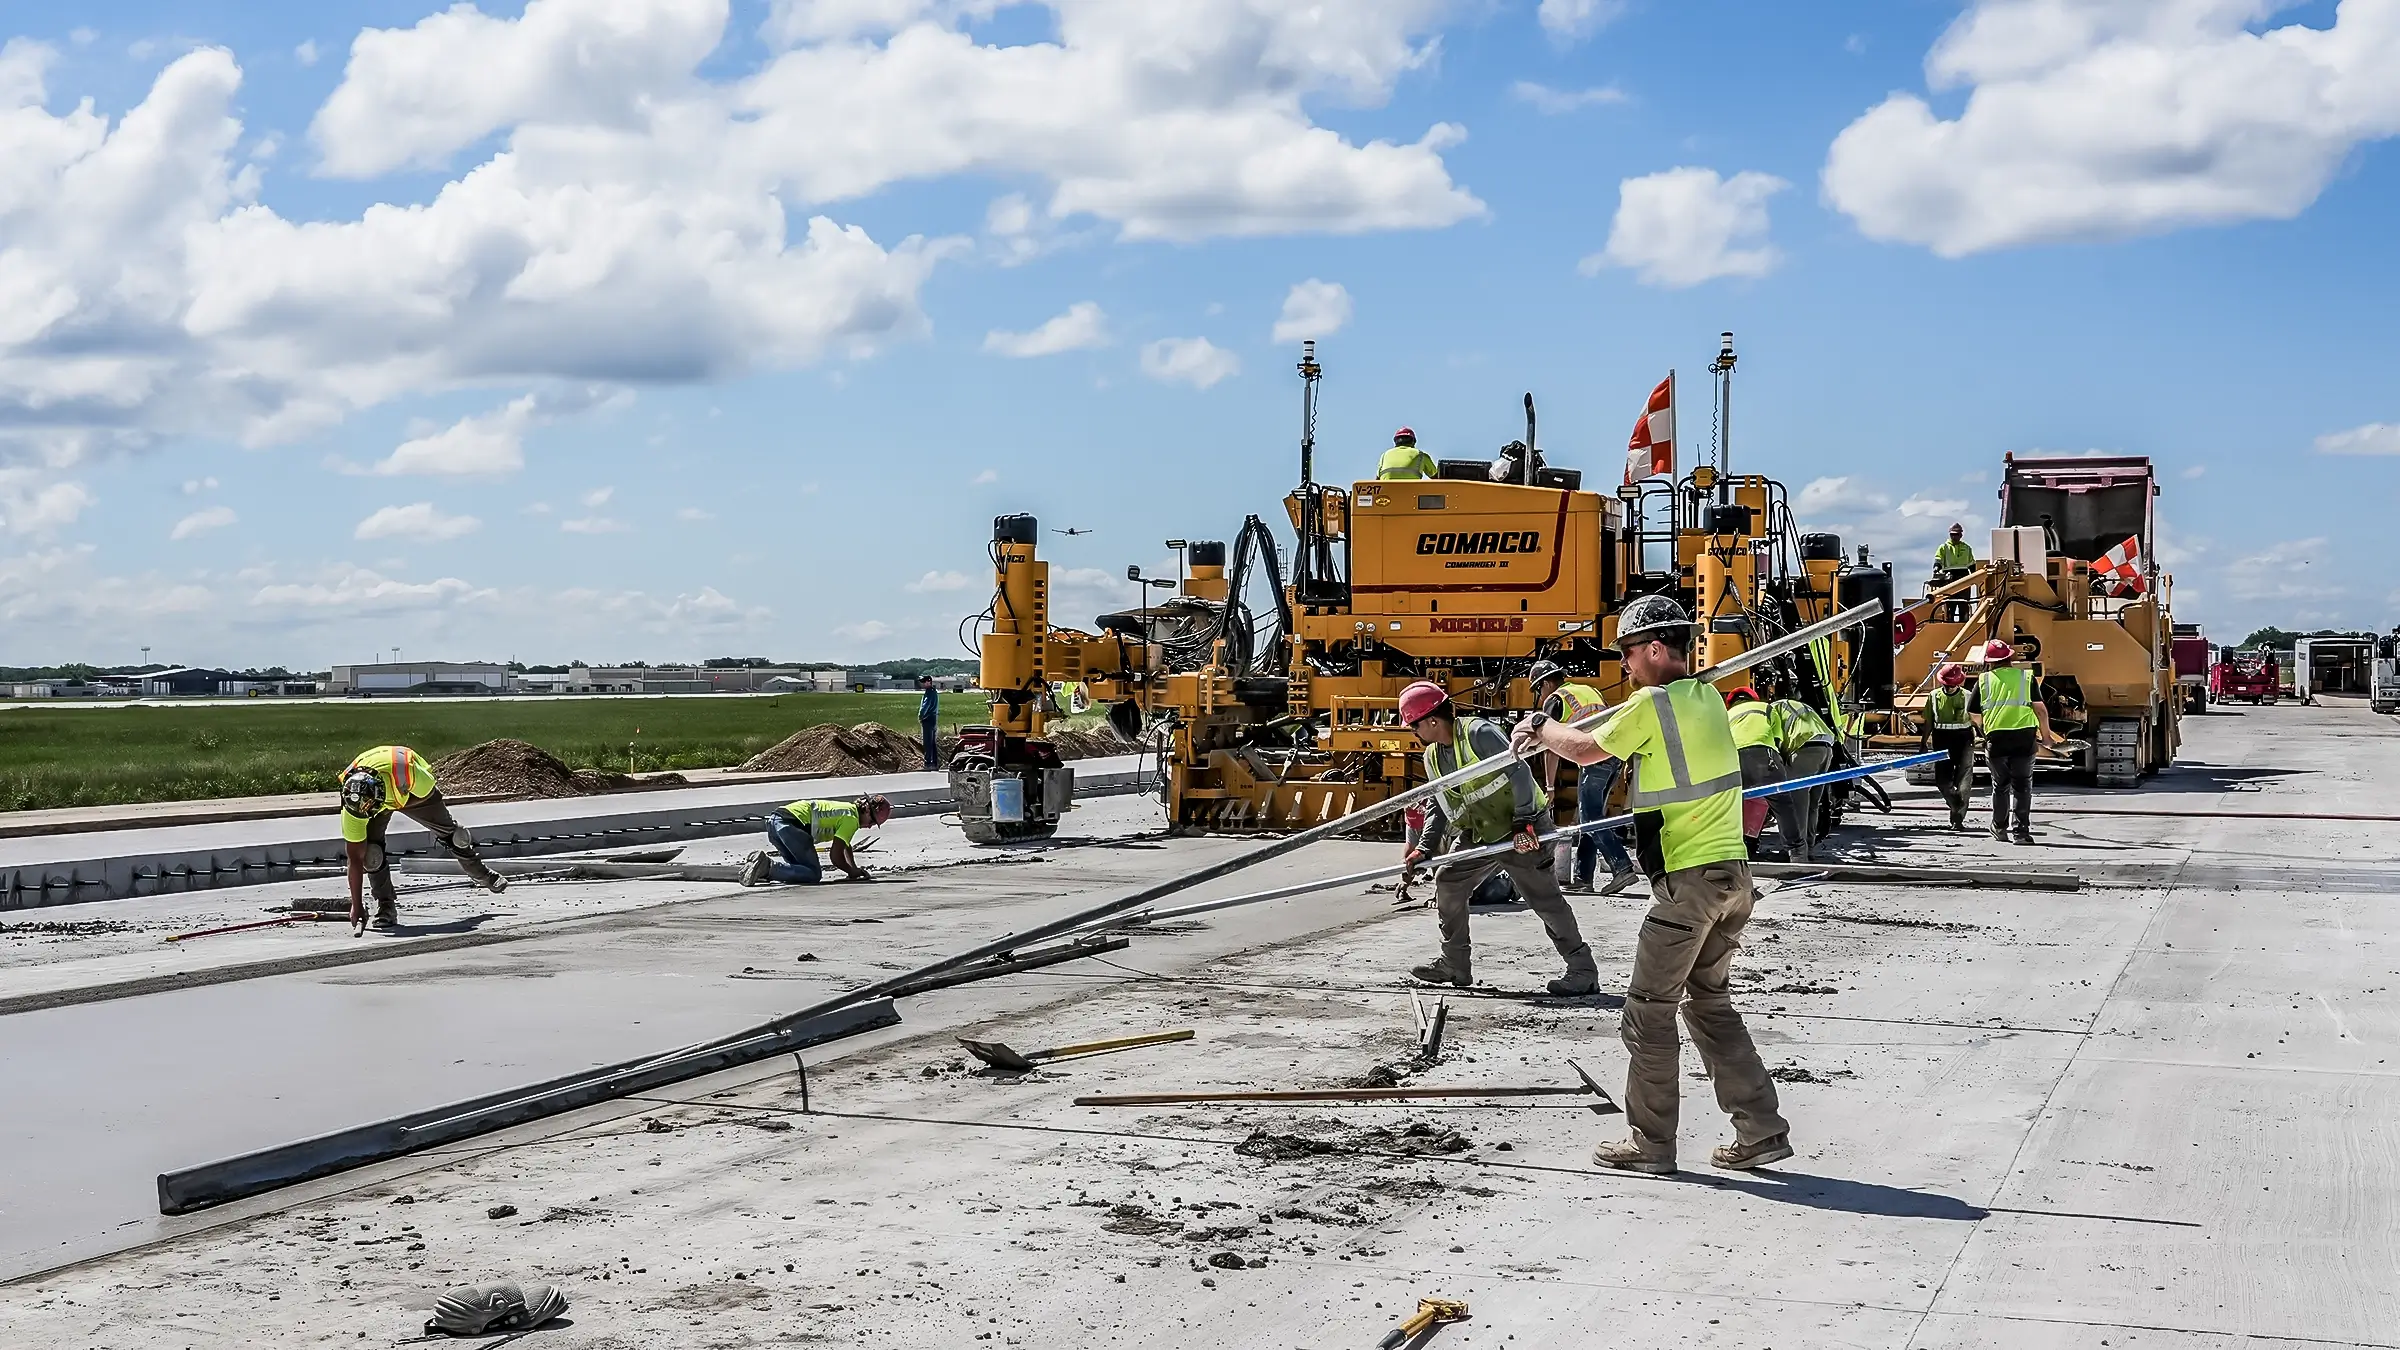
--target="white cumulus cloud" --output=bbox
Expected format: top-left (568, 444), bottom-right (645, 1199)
top-left (834, 618), bottom-right (895, 642)
top-left (0, 471), bottom-right (95, 535)
top-left (1537, 0), bottom-right (1628, 43)
top-left (971, 468), bottom-right (999, 484)
top-left (904, 569), bottom-right (974, 593)
top-left (170, 505), bottom-right (237, 540)
top-left (2317, 422), bottom-right (2400, 456)
top-left (250, 566), bottom-right (487, 613)
top-left (1271, 279), bottom-right (1352, 343)
top-left (369, 394), bottom-right (537, 477)
top-left (561, 516), bottom-right (631, 535)
top-left (355, 502), bottom-right (482, 541)
top-left (983, 301), bottom-right (1110, 357)
top-left (1141, 336), bottom-right (1240, 389)
top-left (1508, 80), bottom-right (1628, 114)
top-left (1823, 0), bottom-right (2400, 257)
top-left (1583, 167), bottom-right (1789, 287)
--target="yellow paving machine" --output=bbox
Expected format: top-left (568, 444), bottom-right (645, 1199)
top-left (951, 336), bottom-right (1871, 840)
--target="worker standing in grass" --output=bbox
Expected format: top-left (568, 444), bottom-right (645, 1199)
top-left (742, 795), bottom-right (893, 885)
top-left (1972, 638), bottom-right (2056, 845)
top-left (1376, 426), bottom-right (1437, 481)
top-left (1398, 680), bottom-right (1598, 996)
top-left (1771, 691), bottom-right (1837, 863)
top-left (340, 745), bottom-right (505, 933)
top-left (1528, 660), bottom-right (1640, 896)
top-left (1724, 687), bottom-right (1787, 862)
top-left (1513, 594), bottom-right (1791, 1175)
top-left (917, 675), bottom-right (941, 772)
top-left (1927, 662), bottom-right (1975, 830)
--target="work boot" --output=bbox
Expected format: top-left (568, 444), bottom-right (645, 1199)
top-left (1562, 875), bottom-right (1595, 896)
top-left (1949, 806), bottom-right (1967, 830)
top-left (1591, 1137), bottom-right (1675, 1175)
top-left (1600, 870), bottom-right (1644, 897)
top-left (481, 872), bottom-right (508, 894)
top-left (1711, 1132), bottom-right (1795, 1170)
top-left (369, 910), bottom-right (400, 933)
top-left (1409, 955), bottom-right (1472, 988)
top-left (739, 852), bottom-right (772, 887)
top-left (1546, 964), bottom-right (1600, 998)
top-left (2011, 831), bottom-right (2036, 846)
top-left (1991, 825), bottom-right (2008, 842)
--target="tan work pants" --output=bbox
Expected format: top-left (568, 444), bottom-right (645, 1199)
top-left (1621, 860), bottom-right (1787, 1160)
top-left (1432, 847), bottom-right (1593, 983)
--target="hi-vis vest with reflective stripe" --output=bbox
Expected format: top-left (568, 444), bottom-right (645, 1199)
top-left (1426, 718), bottom-right (1545, 844)
top-left (346, 745), bottom-right (434, 809)
top-left (1625, 685), bottom-right (1745, 810)
top-left (1377, 444), bottom-right (1437, 480)
top-left (1979, 665), bottom-right (2039, 732)
top-left (1554, 683), bottom-right (1606, 724)
top-left (1929, 687), bottom-right (1970, 730)
top-left (1727, 700), bottom-right (1781, 752)
top-left (782, 799), bottom-right (862, 846)
top-left (1774, 699), bottom-right (1835, 754)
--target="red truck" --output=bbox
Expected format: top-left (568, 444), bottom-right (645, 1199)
top-left (2172, 623), bottom-right (2210, 713)
top-left (2211, 650), bottom-right (2280, 704)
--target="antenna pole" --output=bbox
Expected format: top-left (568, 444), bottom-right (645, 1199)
top-left (1709, 331), bottom-right (1738, 502)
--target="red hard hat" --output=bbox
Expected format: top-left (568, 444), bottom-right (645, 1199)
top-left (1397, 680), bottom-right (1449, 725)
top-left (1983, 638), bottom-right (2015, 661)
top-left (1937, 662), bottom-right (1967, 687)
top-left (1722, 686), bottom-right (1759, 707)
top-left (1393, 426), bottom-right (1416, 442)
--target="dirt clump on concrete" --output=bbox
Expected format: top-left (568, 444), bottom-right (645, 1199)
top-left (433, 739), bottom-right (687, 800)
top-left (1232, 1119), bottom-right (1472, 1163)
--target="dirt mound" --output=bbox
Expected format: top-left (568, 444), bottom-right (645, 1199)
top-left (1046, 727), bottom-right (1136, 760)
top-left (433, 739), bottom-right (687, 800)
top-left (741, 723), bottom-right (930, 775)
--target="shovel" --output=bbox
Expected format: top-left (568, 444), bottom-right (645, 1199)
top-left (957, 1028), bottom-right (1193, 1073)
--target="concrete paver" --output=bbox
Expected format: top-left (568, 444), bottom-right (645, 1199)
top-left (1, 701), bottom-right (2396, 1348)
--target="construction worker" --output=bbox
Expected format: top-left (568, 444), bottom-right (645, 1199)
top-left (1927, 662), bottom-right (1974, 829)
top-left (1512, 594), bottom-right (1791, 1174)
top-left (1397, 680), bottom-right (1598, 996)
top-left (1933, 522), bottom-right (1976, 621)
top-left (1724, 687), bottom-right (1786, 862)
top-left (1971, 638), bottom-right (2056, 845)
top-left (1771, 692), bottom-right (1837, 863)
top-left (918, 675), bottom-right (941, 771)
top-left (1377, 427), bottom-right (1437, 481)
top-left (340, 745), bottom-right (505, 932)
top-left (741, 795), bottom-right (893, 885)
top-left (1527, 660), bottom-right (1639, 896)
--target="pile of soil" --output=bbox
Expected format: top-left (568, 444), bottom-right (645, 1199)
top-left (740, 723), bottom-right (931, 775)
top-left (433, 739), bottom-right (687, 800)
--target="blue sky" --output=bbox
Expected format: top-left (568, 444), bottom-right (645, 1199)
top-left (0, 0), bottom-right (2392, 669)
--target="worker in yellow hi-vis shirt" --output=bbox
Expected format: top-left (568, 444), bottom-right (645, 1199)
top-left (340, 745), bottom-right (505, 932)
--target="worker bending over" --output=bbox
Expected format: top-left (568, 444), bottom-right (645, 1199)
top-left (1771, 692), bottom-right (1837, 863)
top-left (340, 745), bottom-right (505, 933)
top-left (742, 795), bottom-right (892, 885)
top-left (1376, 426), bottom-right (1437, 481)
top-left (1513, 595), bottom-right (1791, 1174)
top-left (1971, 639), bottom-right (2055, 844)
top-left (1528, 660), bottom-right (1639, 896)
top-left (1398, 680), bottom-right (1598, 996)
top-left (1724, 687), bottom-right (1786, 861)
top-left (1927, 662), bottom-right (1974, 830)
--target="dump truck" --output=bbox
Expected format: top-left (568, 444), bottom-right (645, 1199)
top-left (1879, 454), bottom-right (2178, 787)
top-left (954, 336), bottom-right (1870, 838)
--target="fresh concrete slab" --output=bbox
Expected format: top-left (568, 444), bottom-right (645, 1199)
top-left (1, 702), bottom-right (2396, 1349)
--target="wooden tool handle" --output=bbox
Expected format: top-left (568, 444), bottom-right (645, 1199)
top-left (1034, 1029), bottom-right (1196, 1060)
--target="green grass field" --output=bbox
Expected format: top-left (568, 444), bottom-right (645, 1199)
top-left (0, 694), bottom-right (989, 812)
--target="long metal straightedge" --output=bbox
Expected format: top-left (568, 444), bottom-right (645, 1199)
top-left (157, 601), bottom-right (1881, 1211)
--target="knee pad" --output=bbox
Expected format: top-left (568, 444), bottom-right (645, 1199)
top-left (362, 842), bottom-right (387, 872)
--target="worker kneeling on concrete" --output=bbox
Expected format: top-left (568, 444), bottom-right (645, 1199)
top-left (742, 795), bottom-right (892, 885)
top-left (1398, 680), bottom-right (1598, 996)
top-left (341, 745), bottom-right (505, 933)
top-left (1513, 594), bottom-right (1792, 1175)
top-left (1771, 693), bottom-right (1837, 863)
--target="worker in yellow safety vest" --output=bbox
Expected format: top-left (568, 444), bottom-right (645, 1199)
top-left (1933, 523), bottom-right (1977, 621)
top-left (1528, 660), bottom-right (1639, 896)
top-left (743, 795), bottom-right (893, 885)
top-left (1397, 679), bottom-right (1598, 996)
top-left (1724, 687), bottom-right (1785, 860)
top-left (1971, 638), bottom-right (2056, 845)
top-left (1515, 594), bottom-right (1792, 1175)
top-left (1376, 426), bottom-right (1437, 480)
top-left (1927, 662), bottom-right (1975, 830)
top-left (1770, 693), bottom-right (1837, 863)
top-left (340, 745), bottom-right (506, 932)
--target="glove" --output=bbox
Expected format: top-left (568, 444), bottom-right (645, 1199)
top-left (1511, 823), bottom-right (1540, 854)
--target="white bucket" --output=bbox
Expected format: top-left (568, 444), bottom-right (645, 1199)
top-left (990, 775), bottom-right (1025, 823)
